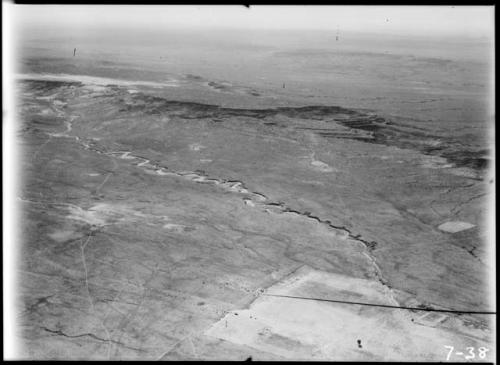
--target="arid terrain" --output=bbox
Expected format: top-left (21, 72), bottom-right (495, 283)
top-left (11, 28), bottom-right (495, 360)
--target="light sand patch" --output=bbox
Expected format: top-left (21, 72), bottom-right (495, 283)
top-left (40, 108), bottom-right (54, 116)
top-left (67, 206), bottom-right (108, 226)
top-left (163, 223), bottom-right (192, 233)
top-left (17, 73), bottom-right (179, 89)
top-left (421, 155), bottom-right (453, 169)
top-left (335, 229), bottom-right (350, 240)
top-left (35, 93), bottom-right (58, 100)
top-left (200, 159), bottom-right (213, 163)
top-left (253, 193), bottom-right (267, 202)
top-left (425, 139), bottom-right (442, 147)
top-left (192, 176), bottom-right (208, 182)
top-left (226, 182), bottom-right (245, 192)
top-left (265, 206), bottom-right (283, 214)
top-left (447, 167), bottom-right (479, 179)
top-left (311, 160), bottom-right (335, 173)
top-left (438, 221), bottom-right (476, 233)
top-left (244, 199), bottom-right (256, 207)
top-left (183, 173), bottom-right (202, 180)
top-left (156, 169), bottom-right (177, 177)
top-left (142, 168), bottom-right (158, 176)
top-left (67, 203), bottom-right (147, 227)
top-left (83, 84), bottom-right (108, 92)
top-left (415, 312), bottom-right (449, 327)
top-left (217, 181), bottom-right (250, 194)
top-left (137, 159), bottom-right (150, 167)
top-left (53, 100), bottom-right (66, 107)
top-left (205, 266), bottom-right (489, 361)
top-left (120, 152), bottom-right (135, 160)
top-left (233, 186), bottom-right (249, 194)
top-left (48, 229), bottom-right (78, 243)
top-left (189, 143), bottom-right (206, 151)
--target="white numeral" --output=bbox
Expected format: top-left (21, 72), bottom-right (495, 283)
top-left (444, 346), bottom-right (454, 361)
top-left (446, 345), bottom-right (489, 361)
top-left (465, 347), bottom-right (475, 360)
top-left (478, 347), bottom-right (490, 359)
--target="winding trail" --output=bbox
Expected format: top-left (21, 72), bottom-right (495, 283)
top-left (79, 232), bottom-right (113, 358)
top-left (95, 173), bottom-right (112, 195)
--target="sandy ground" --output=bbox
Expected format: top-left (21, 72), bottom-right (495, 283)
top-left (206, 266), bottom-right (494, 361)
top-left (12, 73), bottom-right (495, 360)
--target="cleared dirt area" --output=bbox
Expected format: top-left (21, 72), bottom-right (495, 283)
top-left (206, 266), bottom-right (492, 361)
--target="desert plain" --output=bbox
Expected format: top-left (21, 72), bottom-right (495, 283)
top-left (8, 27), bottom-right (496, 360)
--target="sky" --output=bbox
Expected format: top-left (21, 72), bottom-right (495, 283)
top-left (6, 5), bottom-right (495, 38)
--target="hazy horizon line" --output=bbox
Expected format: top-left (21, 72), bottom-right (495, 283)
top-left (9, 4), bottom-right (495, 40)
top-left (18, 24), bottom-right (494, 42)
